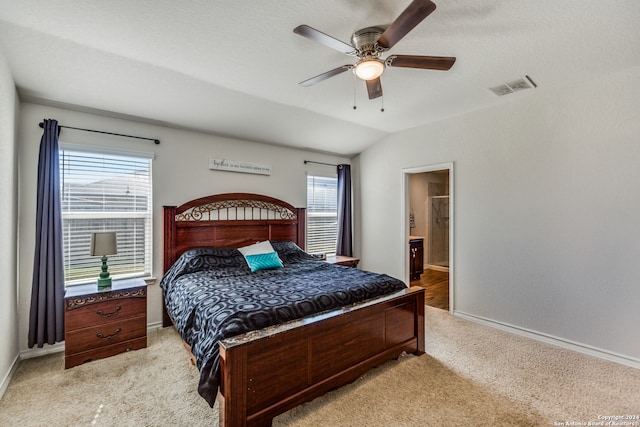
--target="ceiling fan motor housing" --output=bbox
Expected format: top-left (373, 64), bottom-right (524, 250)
top-left (351, 26), bottom-right (387, 56)
top-left (351, 27), bottom-right (387, 81)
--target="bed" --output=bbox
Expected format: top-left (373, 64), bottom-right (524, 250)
top-left (161, 193), bottom-right (425, 427)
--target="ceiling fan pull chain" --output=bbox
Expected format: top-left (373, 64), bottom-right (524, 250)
top-left (353, 72), bottom-right (357, 110)
top-left (381, 95), bottom-right (385, 112)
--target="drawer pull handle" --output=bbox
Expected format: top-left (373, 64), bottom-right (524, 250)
top-left (96, 328), bottom-right (122, 340)
top-left (96, 306), bottom-right (121, 317)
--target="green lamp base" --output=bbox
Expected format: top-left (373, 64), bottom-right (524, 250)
top-left (97, 276), bottom-right (112, 289)
top-left (97, 255), bottom-right (112, 289)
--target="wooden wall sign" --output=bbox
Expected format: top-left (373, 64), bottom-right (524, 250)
top-left (208, 158), bottom-right (272, 175)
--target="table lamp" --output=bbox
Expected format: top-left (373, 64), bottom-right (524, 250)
top-left (90, 232), bottom-right (117, 289)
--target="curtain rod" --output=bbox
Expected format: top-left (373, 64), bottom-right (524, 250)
top-left (39, 122), bottom-right (160, 145)
top-left (304, 160), bottom-right (337, 167)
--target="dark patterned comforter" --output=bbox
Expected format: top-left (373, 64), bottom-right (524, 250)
top-left (160, 241), bottom-right (407, 407)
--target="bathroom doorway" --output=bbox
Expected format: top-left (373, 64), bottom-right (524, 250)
top-left (403, 163), bottom-right (453, 312)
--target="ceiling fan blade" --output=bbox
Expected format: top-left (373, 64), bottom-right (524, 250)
top-left (377, 0), bottom-right (436, 49)
top-left (299, 65), bottom-right (352, 87)
top-left (294, 25), bottom-right (356, 55)
top-left (387, 55), bottom-right (456, 70)
top-left (366, 78), bottom-right (383, 99)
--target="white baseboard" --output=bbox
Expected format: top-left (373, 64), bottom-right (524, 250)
top-left (0, 354), bottom-right (19, 400)
top-left (19, 342), bottom-right (65, 360)
top-left (426, 264), bottom-right (449, 272)
top-left (147, 321), bottom-right (163, 331)
top-left (453, 310), bottom-right (640, 369)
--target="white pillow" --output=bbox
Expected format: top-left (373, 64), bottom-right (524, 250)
top-left (237, 240), bottom-right (284, 272)
top-left (237, 240), bottom-right (275, 257)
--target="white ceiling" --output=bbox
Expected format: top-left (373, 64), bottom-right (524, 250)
top-left (1, 0), bottom-right (639, 156)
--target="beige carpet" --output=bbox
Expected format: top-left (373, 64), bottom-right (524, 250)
top-left (1, 307), bottom-right (638, 426)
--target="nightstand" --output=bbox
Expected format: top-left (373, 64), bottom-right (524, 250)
top-left (64, 278), bottom-right (147, 369)
top-left (326, 255), bottom-right (360, 268)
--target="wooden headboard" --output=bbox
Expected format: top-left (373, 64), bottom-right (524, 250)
top-left (162, 193), bottom-right (306, 273)
top-left (162, 193), bottom-right (305, 327)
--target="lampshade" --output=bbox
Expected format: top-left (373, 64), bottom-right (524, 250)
top-left (354, 59), bottom-right (385, 81)
top-left (90, 232), bottom-right (117, 256)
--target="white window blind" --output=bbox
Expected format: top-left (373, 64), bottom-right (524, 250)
top-left (306, 174), bottom-right (337, 254)
top-left (59, 147), bottom-right (153, 285)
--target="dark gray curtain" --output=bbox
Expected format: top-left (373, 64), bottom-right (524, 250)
top-left (336, 164), bottom-right (353, 256)
top-left (28, 119), bottom-right (65, 348)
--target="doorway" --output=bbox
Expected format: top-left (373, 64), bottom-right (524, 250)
top-left (403, 163), bottom-right (453, 312)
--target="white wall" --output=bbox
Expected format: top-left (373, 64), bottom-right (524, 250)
top-left (17, 102), bottom-right (349, 354)
top-left (357, 65), bottom-right (640, 364)
top-left (0, 49), bottom-right (19, 395)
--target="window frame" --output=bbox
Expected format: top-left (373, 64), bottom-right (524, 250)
top-left (306, 171), bottom-right (338, 255)
top-left (59, 143), bottom-right (154, 287)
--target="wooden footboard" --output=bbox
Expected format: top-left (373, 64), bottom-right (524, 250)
top-left (218, 286), bottom-right (425, 427)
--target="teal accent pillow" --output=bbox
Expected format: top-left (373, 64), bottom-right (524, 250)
top-left (244, 251), bottom-right (284, 272)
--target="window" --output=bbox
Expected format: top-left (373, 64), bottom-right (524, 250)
top-left (306, 174), bottom-right (337, 254)
top-left (59, 146), bottom-right (153, 285)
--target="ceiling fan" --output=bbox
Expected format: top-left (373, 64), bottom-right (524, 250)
top-left (293, 0), bottom-right (456, 100)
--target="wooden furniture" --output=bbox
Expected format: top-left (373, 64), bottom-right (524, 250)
top-left (409, 236), bottom-right (424, 280)
top-left (325, 254), bottom-right (360, 267)
top-left (162, 193), bottom-right (425, 427)
top-left (64, 278), bottom-right (147, 369)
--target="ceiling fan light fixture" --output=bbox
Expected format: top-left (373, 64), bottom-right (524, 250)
top-left (354, 59), bottom-right (385, 81)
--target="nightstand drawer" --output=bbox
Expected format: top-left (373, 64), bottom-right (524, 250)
top-left (65, 315), bottom-right (146, 354)
top-left (65, 337), bottom-right (147, 369)
top-left (65, 297), bottom-right (146, 330)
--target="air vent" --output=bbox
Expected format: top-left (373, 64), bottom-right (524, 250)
top-left (490, 75), bottom-right (537, 97)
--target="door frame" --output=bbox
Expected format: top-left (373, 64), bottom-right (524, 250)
top-left (401, 162), bottom-right (454, 313)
